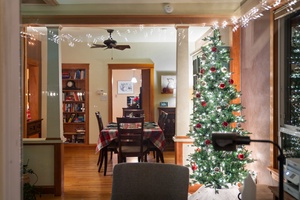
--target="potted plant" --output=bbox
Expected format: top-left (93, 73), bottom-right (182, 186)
top-left (23, 160), bottom-right (39, 200)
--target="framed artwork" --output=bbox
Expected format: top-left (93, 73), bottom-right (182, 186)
top-left (118, 81), bottom-right (133, 94)
top-left (161, 75), bottom-right (176, 94)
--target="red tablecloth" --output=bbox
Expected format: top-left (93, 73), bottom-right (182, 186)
top-left (96, 125), bottom-right (166, 153)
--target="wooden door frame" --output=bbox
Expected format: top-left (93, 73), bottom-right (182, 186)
top-left (108, 63), bottom-right (154, 122)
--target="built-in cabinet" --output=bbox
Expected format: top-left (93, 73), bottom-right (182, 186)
top-left (62, 63), bottom-right (89, 144)
top-left (158, 107), bottom-right (175, 151)
top-left (280, 11), bottom-right (300, 159)
top-left (24, 38), bottom-right (43, 138)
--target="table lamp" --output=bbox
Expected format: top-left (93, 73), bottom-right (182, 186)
top-left (212, 133), bottom-right (285, 200)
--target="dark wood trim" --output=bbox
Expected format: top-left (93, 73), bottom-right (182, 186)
top-left (22, 15), bottom-right (232, 26)
top-left (270, 5), bottom-right (280, 170)
top-left (54, 143), bottom-right (63, 196)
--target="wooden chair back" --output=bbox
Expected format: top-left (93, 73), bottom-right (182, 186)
top-left (95, 111), bottom-right (104, 131)
top-left (158, 110), bottom-right (168, 131)
top-left (123, 109), bottom-right (144, 118)
top-left (116, 117), bottom-right (146, 163)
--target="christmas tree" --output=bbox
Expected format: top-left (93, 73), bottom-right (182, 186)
top-left (188, 28), bottom-right (254, 192)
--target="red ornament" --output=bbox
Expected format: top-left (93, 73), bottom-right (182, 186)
top-left (238, 153), bottom-right (244, 160)
top-left (196, 148), bottom-right (201, 153)
top-left (192, 163), bottom-right (197, 171)
top-left (229, 79), bottom-right (234, 84)
top-left (196, 123), bottom-right (202, 128)
top-left (210, 66), bottom-right (216, 72)
top-left (205, 139), bottom-right (211, 145)
top-left (212, 46), bottom-right (217, 52)
top-left (219, 83), bottom-right (225, 89)
top-left (201, 101), bottom-right (207, 107)
top-left (222, 121), bottom-right (228, 127)
top-left (196, 93), bottom-right (201, 98)
top-left (200, 69), bottom-right (205, 74)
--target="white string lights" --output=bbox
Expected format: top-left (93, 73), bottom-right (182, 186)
top-left (231, 0), bottom-right (299, 31)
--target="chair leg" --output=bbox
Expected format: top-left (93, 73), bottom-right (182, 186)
top-left (152, 150), bottom-right (156, 158)
top-left (104, 148), bottom-right (108, 176)
top-left (97, 149), bottom-right (103, 166)
top-left (157, 150), bottom-right (164, 163)
top-left (98, 149), bottom-right (104, 172)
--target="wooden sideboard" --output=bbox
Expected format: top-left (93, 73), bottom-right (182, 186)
top-left (27, 119), bottom-right (42, 138)
top-left (158, 107), bottom-right (175, 151)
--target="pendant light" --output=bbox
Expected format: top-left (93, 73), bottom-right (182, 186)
top-left (131, 69), bottom-right (137, 83)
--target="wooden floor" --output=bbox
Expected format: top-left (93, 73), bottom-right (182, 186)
top-left (37, 145), bottom-right (275, 200)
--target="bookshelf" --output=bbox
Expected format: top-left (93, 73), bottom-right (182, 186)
top-left (62, 63), bottom-right (89, 144)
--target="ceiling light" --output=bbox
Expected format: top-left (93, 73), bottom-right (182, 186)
top-left (131, 77), bottom-right (137, 83)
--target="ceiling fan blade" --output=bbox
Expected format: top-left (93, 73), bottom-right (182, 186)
top-left (91, 44), bottom-right (106, 48)
top-left (114, 45), bottom-right (131, 50)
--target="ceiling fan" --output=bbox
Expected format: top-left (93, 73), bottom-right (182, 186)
top-left (91, 29), bottom-right (131, 50)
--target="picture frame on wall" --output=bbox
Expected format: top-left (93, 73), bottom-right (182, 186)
top-left (161, 75), bottom-right (176, 94)
top-left (118, 81), bottom-right (133, 94)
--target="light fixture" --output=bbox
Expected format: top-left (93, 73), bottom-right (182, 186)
top-left (131, 69), bottom-right (137, 83)
top-left (212, 133), bottom-right (285, 200)
top-left (163, 3), bottom-right (174, 14)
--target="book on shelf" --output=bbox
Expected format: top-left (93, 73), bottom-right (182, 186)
top-left (80, 70), bottom-right (85, 79)
top-left (76, 129), bottom-right (85, 133)
top-left (62, 72), bottom-right (70, 79)
top-left (67, 113), bottom-right (76, 123)
top-left (74, 70), bottom-right (81, 79)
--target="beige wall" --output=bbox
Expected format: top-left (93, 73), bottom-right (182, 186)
top-left (112, 69), bottom-right (142, 121)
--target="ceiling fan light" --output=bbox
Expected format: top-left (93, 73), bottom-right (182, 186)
top-left (131, 77), bottom-right (137, 83)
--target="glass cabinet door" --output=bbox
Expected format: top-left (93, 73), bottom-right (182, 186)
top-left (285, 13), bottom-right (300, 127)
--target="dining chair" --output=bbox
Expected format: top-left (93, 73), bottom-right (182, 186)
top-left (111, 162), bottom-right (190, 200)
top-left (145, 110), bottom-right (168, 162)
top-left (123, 108), bottom-right (144, 118)
top-left (116, 117), bottom-right (147, 163)
top-left (95, 111), bottom-right (118, 175)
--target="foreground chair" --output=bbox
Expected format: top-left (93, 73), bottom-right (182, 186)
top-left (111, 162), bottom-right (189, 200)
top-left (95, 111), bottom-right (117, 175)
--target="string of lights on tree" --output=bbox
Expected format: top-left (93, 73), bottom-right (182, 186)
top-left (187, 28), bottom-right (254, 192)
top-left (21, 0), bottom-right (300, 46)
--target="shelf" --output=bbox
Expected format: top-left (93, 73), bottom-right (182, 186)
top-left (62, 63), bottom-right (89, 145)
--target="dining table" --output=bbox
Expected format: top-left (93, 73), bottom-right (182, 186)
top-left (96, 121), bottom-right (166, 153)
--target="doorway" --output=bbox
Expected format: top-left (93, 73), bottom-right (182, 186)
top-left (108, 63), bottom-right (154, 122)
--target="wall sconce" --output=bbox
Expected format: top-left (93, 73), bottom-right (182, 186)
top-left (212, 133), bottom-right (285, 200)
